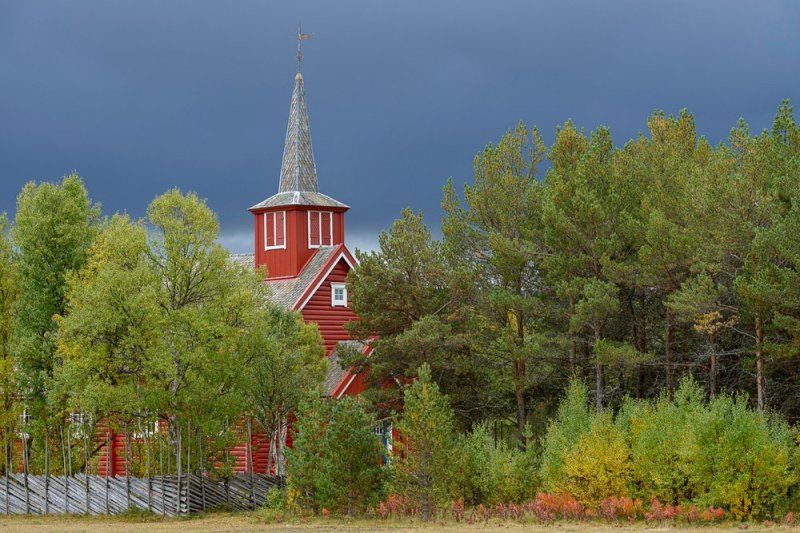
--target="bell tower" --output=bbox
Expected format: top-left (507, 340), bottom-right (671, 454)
top-left (249, 34), bottom-right (349, 279)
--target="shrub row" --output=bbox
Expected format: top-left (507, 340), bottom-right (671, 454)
top-left (374, 493), bottom-right (728, 525)
top-left (282, 368), bottom-right (799, 521)
top-left (539, 378), bottom-right (798, 520)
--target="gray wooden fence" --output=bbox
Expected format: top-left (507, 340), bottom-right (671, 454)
top-left (0, 473), bottom-right (282, 516)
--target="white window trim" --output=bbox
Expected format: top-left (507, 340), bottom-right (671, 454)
top-left (307, 211), bottom-right (334, 249)
top-left (264, 211), bottom-right (287, 251)
top-left (331, 282), bottom-right (347, 307)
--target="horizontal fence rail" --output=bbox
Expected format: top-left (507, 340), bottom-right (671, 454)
top-left (0, 473), bottom-right (282, 516)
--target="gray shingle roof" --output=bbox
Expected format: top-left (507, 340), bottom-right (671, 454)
top-left (228, 253), bottom-right (255, 270)
top-left (263, 246), bottom-right (339, 309)
top-left (249, 71), bottom-right (348, 212)
top-left (324, 340), bottom-right (365, 396)
top-left (249, 191), bottom-right (348, 211)
top-left (279, 72), bottom-right (318, 194)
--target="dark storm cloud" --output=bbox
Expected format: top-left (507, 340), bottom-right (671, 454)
top-left (1, 1), bottom-right (799, 252)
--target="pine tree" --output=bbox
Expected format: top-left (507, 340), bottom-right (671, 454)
top-left (394, 364), bottom-right (457, 520)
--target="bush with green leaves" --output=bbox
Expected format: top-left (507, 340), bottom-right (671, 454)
top-left (561, 414), bottom-right (632, 506)
top-left (539, 378), bottom-right (592, 492)
top-left (623, 378), bottom-right (705, 504)
top-left (286, 396), bottom-right (383, 515)
top-left (462, 422), bottom-right (537, 504)
top-left (392, 363), bottom-right (459, 520)
top-left (685, 393), bottom-right (793, 520)
top-left (541, 377), bottom-right (796, 520)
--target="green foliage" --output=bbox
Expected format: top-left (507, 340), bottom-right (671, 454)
top-left (542, 377), bottom-right (795, 519)
top-left (685, 394), bottom-right (793, 520)
top-left (625, 379), bottom-right (705, 505)
top-left (393, 364), bottom-right (458, 520)
top-left (0, 215), bottom-right (18, 438)
top-left (539, 379), bottom-right (591, 491)
top-left (343, 208), bottom-right (484, 424)
top-left (12, 173), bottom-right (99, 412)
top-left (287, 397), bottom-right (383, 515)
top-left (462, 422), bottom-right (537, 504)
top-left (562, 414), bottom-right (632, 506)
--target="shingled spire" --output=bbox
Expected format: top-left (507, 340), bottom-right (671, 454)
top-left (278, 71), bottom-right (318, 193)
top-left (250, 34), bottom-right (347, 211)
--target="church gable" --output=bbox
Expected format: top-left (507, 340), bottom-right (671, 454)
top-left (299, 251), bottom-right (358, 355)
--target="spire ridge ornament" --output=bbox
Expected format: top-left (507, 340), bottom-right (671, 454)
top-left (279, 30), bottom-right (318, 194)
top-left (296, 27), bottom-right (313, 74)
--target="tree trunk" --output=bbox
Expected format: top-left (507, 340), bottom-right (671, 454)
top-left (665, 309), bottom-right (674, 396)
top-left (755, 317), bottom-right (765, 411)
top-left (513, 360), bottom-right (527, 451)
top-left (512, 310), bottom-right (527, 451)
top-left (709, 334), bottom-right (718, 399)
top-left (594, 330), bottom-right (603, 412)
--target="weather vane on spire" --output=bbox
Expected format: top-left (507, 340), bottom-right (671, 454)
top-left (296, 26), bottom-right (313, 73)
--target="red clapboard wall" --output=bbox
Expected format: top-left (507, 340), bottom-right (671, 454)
top-left (301, 258), bottom-right (359, 354)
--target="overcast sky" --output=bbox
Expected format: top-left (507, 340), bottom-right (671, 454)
top-left (2, 1), bottom-right (799, 253)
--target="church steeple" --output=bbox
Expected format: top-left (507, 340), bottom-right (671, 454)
top-left (278, 71), bottom-right (318, 193)
top-left (248, 33), bottom-right (349, 280)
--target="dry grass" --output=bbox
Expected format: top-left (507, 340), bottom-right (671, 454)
top-left (0, 514), bottom-right (794, 532)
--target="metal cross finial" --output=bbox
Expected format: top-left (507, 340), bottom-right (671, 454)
top-left (296, 26), bottom-right (313, 72)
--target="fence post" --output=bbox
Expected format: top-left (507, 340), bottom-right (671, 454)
top-left (175, 420), bottom-right (181, 516)
top-left (60, 426), bottom-right (69, 514)
top-left (143, 417), bottom-right (151, 513)
top-left (185, 420), bottom-right (191, 514)
top-left (247, 417), bottom-right (255, 511)
top-left (198, 432), bottom-right (206, 511)
top-left (105, 431), bottom-right (110, 514)
top-left (44, 430), bottom-right (49, 515)
top-left (22, 434), bottom-right (29, 514)
top-left (5, 439), bottom-right (10, 515)
top-left (159, 428), bottom-right (165, 517)
top-left (124, 424), bottom-right (130, 511)
top-left (81, 428), bottom-right (88, 516)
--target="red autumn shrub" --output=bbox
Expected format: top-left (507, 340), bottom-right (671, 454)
top-left (375, 494), bottom-right (417, 518)
top-left (598, 496), bottom-right (643, 522)
top-left (476, 503), bottom-right (491, 523)
top-left (785, 511), bottom-right (796, 525)
top-left (377, 501), bottom-right (389, 519)
top-left (530, 492), bottom-right (584, 521)
top-left (451, 497), bottom-right (465, 522)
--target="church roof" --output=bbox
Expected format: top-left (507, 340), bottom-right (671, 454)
top-left (227, 246), bottom-right (340, 309)
top-left (249, 190), bottom-right (348, 211)
top-left (250, 71), bottom-right (348, 212)
top-left (324, 340), bottom-right (366, 396)
top-left (280, 72), bottom-right (317, 194)
top-left (264, 245), bottom-right (340, 309)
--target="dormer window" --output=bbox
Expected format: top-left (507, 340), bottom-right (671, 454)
top-left (265, 211), bottom-right (286, 250)
top-left (331, 282), bottom-right (347, 307)
top-left (308, 211), bottom-right (333, 248)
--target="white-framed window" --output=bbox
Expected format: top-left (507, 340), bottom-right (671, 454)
top-left (331, 282), bottom-right (347, 307)
top-left (19, 409), bottom-right (31, 428)
top-left (70, 411), bottom-right (92, 438)
top-left (133, 417), bottom-right (160, 440)
top-left (264, 211), bottom-right (286, 250)
top-left (18, 408), bottom-right (31, 439)
top-left (308, 211), bottom-right (333, 248)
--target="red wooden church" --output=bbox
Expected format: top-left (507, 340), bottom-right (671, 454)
top-left (99, 51), bottom-right (370, 476)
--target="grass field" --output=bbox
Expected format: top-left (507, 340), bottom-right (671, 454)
top-left (0, 514), bottom-right (794, 533)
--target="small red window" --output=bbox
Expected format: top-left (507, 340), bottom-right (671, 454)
top-left (309, 212), bottom-right (321, 247)
top-left (321, 212), bottom-right (332, 246)
top-left (275, 212), bottom-right (285, 246)
top-left (264, 211), bottom-right (285, 250)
